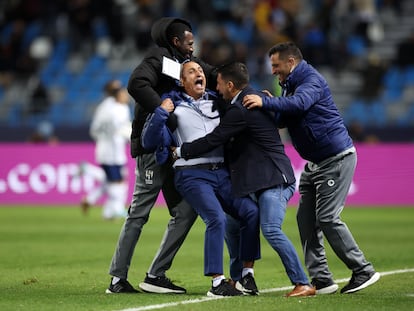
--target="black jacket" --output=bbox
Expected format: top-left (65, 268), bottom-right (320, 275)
top-left (128, 17), bottom-right (215, 157)
top-left (180, 86), bottom-right (295, 197)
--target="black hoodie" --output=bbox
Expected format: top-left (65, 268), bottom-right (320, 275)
top-left (150, 17), bottom-right (192, 62)
top-left (128, 17), bottom-right (215, 157)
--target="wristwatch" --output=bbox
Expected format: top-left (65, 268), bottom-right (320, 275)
top-left (172, 149), bottom-right (178, 161)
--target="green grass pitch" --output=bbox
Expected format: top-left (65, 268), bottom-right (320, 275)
top-left (1, 205), bottom-right (413, 311)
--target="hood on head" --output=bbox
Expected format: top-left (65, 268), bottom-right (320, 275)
top-left (151, 17), bottom-right (192, 61)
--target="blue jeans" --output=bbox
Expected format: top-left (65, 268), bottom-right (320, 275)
top-left (257, 184), bottom-right (309, 285)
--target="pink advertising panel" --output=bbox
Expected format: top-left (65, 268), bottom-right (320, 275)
top-left (0, 143), bottom-right (413, 206)
top-left (0, 143), bottom-right (150, 205)
top-left (285, 143), bottom-right (414, 206)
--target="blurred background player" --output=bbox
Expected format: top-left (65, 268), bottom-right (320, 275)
top-left (89, 80), bottom-right (132, 220)
top-left (78, 161), bottom-right (107, 215)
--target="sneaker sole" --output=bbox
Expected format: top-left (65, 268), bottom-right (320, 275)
top-left (206, 291), bottom-right (242, 297)
top-left (206, 291), bottom-right (223, 298)
top-left (105, 288), bottom-right (138, 294)
top-left (139, 282), bottom-right (186, 294)
top-left (316, 283), bottom-right (339, 295)
top-left (342, 272), bottom-right (381, 294)
top-left (235, 281), bottom-right (259, 295)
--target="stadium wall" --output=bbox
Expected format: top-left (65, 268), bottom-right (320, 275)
top-left (0, 143), bottom-right (413, 206)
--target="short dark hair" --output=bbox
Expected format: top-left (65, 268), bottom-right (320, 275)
top-left (104, 80), bottom-right (122, 96)
top-left (166, 21), bottom-right (192, 43)
top-left (216, 62), bottom-right (249, 89)
top-left (268, 42), bottom-right (303, 61)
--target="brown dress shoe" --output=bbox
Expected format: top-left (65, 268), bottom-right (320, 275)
top-left (285, 284), bottom-right (316, 297)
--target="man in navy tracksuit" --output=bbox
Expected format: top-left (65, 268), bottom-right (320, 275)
top-left (243, 41), bottom-right (380, 294)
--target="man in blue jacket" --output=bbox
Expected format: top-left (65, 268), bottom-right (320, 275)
top-left (243, 41), bottom-right (380, 294)
top-left (178, 62), bottom-right (315, 297)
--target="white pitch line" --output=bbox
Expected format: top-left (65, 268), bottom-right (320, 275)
top-left (117, 297), bottom-right (229, 311)
top-left (115, 268), bottom-right (414, 311)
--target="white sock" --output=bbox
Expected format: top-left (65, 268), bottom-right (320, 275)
top-left (86, 184), bottom-right (105, 204)
top-left (212, 275), bottom-right (225, 287)
top-left (103, 183), bottom-right (127, 219)
top-left (242, 268), bottom-right (254, 278)
top-left (112, 276), bottom-right (121, 285)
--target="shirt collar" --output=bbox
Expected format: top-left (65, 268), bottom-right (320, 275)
top-left (282, 60), bottom-right (306, 88)
top-left (182, 92), bottom-right (209, 103)
top-left (231, 90), bottom-right (242, 104)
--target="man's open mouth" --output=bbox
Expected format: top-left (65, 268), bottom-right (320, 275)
top-left (195, 78), bottom-right (203, 86)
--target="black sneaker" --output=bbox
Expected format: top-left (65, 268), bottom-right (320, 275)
top-left (105, 278), bottom-right (139, 294)
top-left (236, 273), bottom-right (259, 295)
top-left (207, 279), bottom-right (243, 297)
top-left (311, 278), bottom-right (339, 294)
top-left (341, 271), bottom-right (380, 294)
top-left (139, 274), bottom-right (186, 294)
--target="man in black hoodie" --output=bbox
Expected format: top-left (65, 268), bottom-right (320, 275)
top-left (106, 17), bottom-right (215, 294)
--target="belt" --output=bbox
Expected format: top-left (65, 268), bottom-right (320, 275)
top-left (175, 162), bottom-right (225, 171)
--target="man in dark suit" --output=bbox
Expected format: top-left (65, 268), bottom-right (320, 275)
top-left (176, 62), bottom-right (315, 297)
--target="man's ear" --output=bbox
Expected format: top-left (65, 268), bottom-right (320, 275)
top-left (172, 36), bottom-right (180, 47)
top-left (227, 80), bottom-right (234, 91)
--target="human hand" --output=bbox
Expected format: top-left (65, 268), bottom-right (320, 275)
top-left (243, 94), bottom-right (263, 109)
top-left (161, 98), bottom-right (175, 112)
top-left (261, 89), bottom-right (273, 97)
